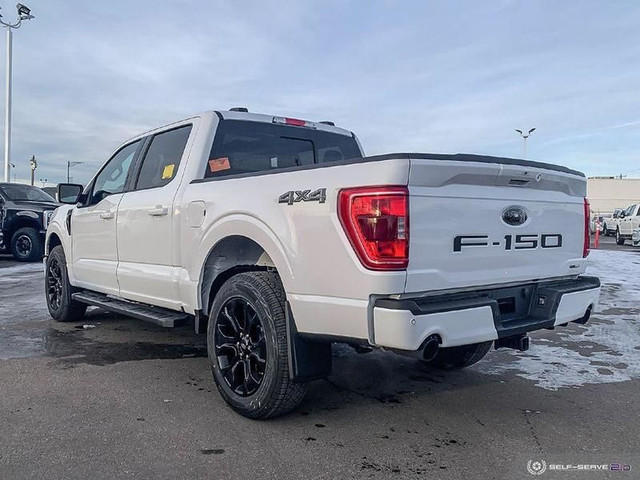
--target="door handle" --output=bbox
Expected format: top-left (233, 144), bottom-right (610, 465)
top-left (148, 206), bottom-right (169, 217)
top-left (99, 211), bottom-right (114, 220)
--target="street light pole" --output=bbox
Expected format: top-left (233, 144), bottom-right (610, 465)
top-left (515, 128), bottom-right (536, 159)
top-left (29, 155), bottom-right (36, 185)
top-left (1, 3), bottom-right (35, 183)
top-left (67, 161), bottom-right (84, 183)
top-left (4, 28), bottom-right (11, 183)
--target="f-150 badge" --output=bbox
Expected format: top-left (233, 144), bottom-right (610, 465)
top-left (278, 189), bottom-right (326, 205)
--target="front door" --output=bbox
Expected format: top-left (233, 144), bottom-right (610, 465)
top-left (116, 124), bottom-right (194, 309)
top-left (71, 140), bottom-right (142, 295)
top-left (620, 204), bottom-right (637, 236)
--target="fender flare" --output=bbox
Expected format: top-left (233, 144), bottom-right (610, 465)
top-left (192, 213), bottom-right (295, 307)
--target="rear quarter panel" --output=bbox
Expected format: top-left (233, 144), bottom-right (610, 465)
top-left (179, 159), bottom-right (410, 338)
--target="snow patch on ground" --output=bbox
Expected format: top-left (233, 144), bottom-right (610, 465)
top-left (474, 249), bottom-right (640, 390)
top-left (0, 262), bottom-right (44, 283)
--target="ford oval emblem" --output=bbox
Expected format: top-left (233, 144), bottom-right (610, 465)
top-left (502, 206), bottom-right (528, 226)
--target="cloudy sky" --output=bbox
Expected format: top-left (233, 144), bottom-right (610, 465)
top-left (3, 0), bottom-right (640, 184)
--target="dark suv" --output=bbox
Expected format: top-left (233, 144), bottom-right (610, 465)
top-left (0, 183), bottom-right (59, 261)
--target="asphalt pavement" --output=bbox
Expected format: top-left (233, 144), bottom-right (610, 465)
top-left (0, 246), bottom-right (638, 480)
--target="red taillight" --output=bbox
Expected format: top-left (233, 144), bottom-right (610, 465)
top-left (338, 186), bottom-right (409, 270)
top-left (583, 197), bottom-right (591, 258)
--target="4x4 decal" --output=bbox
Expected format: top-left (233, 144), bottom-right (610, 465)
top-left (278, 188), bottom-right (326, 205)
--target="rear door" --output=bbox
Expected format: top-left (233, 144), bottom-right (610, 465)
top-left (405, 156), bottom-right (587, 293)
top-left (116, 123), bottom-right (194, 310)
top-left (72, 140), bottom-right (142, 295)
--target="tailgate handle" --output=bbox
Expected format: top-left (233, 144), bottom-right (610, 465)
top-left (508, 177), bottom-right (531, 186)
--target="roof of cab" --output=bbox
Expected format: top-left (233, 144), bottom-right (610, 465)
top-left (126, 109), bottom-right (354, 145)
top-left (215, 110), bottom-right (354, 137)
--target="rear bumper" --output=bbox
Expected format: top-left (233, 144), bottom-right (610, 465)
top-left (372, 276), bottom-right (601, 351)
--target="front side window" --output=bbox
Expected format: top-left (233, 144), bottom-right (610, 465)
top-left (92, 140), bottom-right (140, 204)
top-left (136, 125), bottom-right (192, 190)
top-left (625, 205), bottom-right (635, 217)
top-left (205, 120), bottom-right (362, 178)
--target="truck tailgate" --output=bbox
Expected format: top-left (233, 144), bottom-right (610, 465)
top-left (405, 155), bottom-right (588, 294)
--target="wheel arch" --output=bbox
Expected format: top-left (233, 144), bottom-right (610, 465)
top-left (46, 232), bottom-right (62, 255)
top-left (44, 222), bottom-right (70, 257)
top-left (199, 235), bottom-right (280, 319)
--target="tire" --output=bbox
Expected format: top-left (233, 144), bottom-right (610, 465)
top-left (11, 227), bottom-right (43, 262)
top-left (423, 341), bottom-right (493, 370)
top-left (207, 271), bottom-right (307, 419)
top-left (616, 228), bottom-right (625, 245)
top-left (45, 246), bottom-right (87, 322)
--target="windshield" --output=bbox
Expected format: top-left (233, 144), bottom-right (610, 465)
top-left (0, 184), bottom-right (56, 202)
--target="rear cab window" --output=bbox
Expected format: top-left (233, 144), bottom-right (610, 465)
top-left (205, 120), bottom-right (362, 178)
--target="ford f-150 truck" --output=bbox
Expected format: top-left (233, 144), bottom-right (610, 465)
top-left (0, 183), bottom-right (59, 261)
top-left (44, 110), bottom-right (601, 419)
top-left (613, 203), bottom-right (640, 245)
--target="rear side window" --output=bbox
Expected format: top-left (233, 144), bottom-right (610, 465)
top-left (136, 125), bottom-right (192, 190)
top-left (205, 120), bottom-right (362, 178)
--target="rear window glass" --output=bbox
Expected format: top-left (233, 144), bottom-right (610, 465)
top-left (205, 120), bottom-right (362, 178)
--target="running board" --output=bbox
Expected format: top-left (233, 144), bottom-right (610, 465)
top-left (72, 291), bottom-right (188, 328)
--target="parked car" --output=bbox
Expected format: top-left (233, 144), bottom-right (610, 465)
top-left (44, 109), bottom-right (601, 418)
top-left (606, 208), bottom-right (626, 237)
top-left (615, 203), bottom-right (640, 245)
top-left (0, 183), bottom-right (59, 261)
top-left (603, 208), bottom-right (623, 236)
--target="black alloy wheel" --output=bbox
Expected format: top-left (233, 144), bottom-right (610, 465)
top-left (214, 297), bottom-right (267, 397)
top-left (47, 255), bottom-right (64, 311)
top-left (15, 234), bottom-right (33, 257)
top-left (45, 245), bottom-right (87, 322)
top-left (207, 271), bottom-right (308, 419)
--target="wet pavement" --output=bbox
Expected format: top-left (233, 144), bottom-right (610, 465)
top-left (0, 251), bottom-right (639, 479)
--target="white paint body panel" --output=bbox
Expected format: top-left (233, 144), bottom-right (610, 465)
top-left (71, 194), bottom-right (123, 296)
top-left (618, 204), bottom-right (640, 236)
top-left (554, 288), bottom-right (601, 326)
top-left (45, 110), bottom-right (600, 352)
top-left (373, 306), bottom-right (497, 349)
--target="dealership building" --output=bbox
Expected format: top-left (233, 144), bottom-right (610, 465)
top-left (587, 177), bottom-right (640, 214)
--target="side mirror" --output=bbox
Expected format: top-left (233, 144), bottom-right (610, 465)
top-left (57, 183), bottom-right (84, 204)
top-left (619, 212), bottom-right (626, 219)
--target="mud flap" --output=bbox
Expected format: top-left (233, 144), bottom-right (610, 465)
top-left (285, 302), bottom-right (332, 382)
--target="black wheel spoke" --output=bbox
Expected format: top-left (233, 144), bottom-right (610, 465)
top-left (214, 296), bottom-right (266, 397)
top-left (46, 258), bottom-right (64, 312)
top-left (222, 305), bottom-right (242, 334)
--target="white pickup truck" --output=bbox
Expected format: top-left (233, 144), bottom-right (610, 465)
top-left (613, 203), bottom-right (640, 245)
top-left (45, 109), bottom-right (601, 418)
